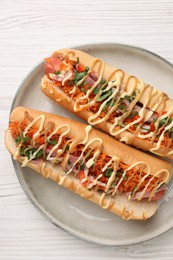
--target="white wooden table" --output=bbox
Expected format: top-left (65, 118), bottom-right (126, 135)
top-left (1, 1), bottom-right (173, 259)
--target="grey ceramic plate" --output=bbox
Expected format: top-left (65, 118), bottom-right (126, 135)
top-left (11, 43), bottom-right (173, 246)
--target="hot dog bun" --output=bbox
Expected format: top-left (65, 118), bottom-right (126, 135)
top-left (40, 49), bottom-right (173, 159)
top-left (5, 107), bottom-right (173, 220)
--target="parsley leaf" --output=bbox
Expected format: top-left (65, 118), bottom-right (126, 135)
top-left (130, 187), bottom-right (137, 197)
top-left (15, 134), bottom-right (30, 144)
top-left (81, 87), bottom-right (87, 93)
top-left (116, 170), bottom-right (123, 177)
top-left (20, 147), bottom-right (37, 159)
top-left (97, 90), bottom-right (112, 102)
top-left (159, 118), bottom-right (167, 126)
top-left (132, 91), bottom-right (136, 99)
top-left (170, 126), bottom-right (173, 139)
top-left (35, 149), bottom-right (44, 159)
top-left (64, 144), bottom-right (70, 151)
top-left (106, 99), bottom-right (116, 107)
top-left (54, 71), bottom-right (61, 75)
top-left (124, 95), bottom-right (131, 102)
top-left (80, 164), bottom-right (85, 170)
top-left (67, 160), bottom-right (71, 165)
top-left (116, 170), bottom-right (127, 180)
top-left (85, 66), bottom-right (90, 72)
top-left (125, 91), bottom-right (136, 102)
top-left (99, 79), bottom-right (106, 85)
top-left (47, 139), bottom-right (57, 145)
top-left (105, 168), bottom-right (113, 177)
top-left (23, 136), bottom-right (31, 143)
top-left (168, 118), bottom-right (172, 125)
top-left (103, 99), bottom-right (116, 112)
top-left (129, 111), bottom-right (138, 118)
top-left (118, 103), bottom-right (126, 110)
top-left (92, 87), bottom-right (100, 95)
top-left (74, 71), bottom-right (87, 84)
top-left (68, 80), bottom-right (74, 86)
top-left (15, 134), bottom-right (23, 144)
top-left (20, 146), bottom-right (26, 156)
top-left (103, 105), bottom-right (107, 113)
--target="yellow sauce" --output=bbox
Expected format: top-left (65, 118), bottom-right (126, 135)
top-left (62, 51), bottom-right (173, 157)
top-left (15, 112), bottom-right (170, 202)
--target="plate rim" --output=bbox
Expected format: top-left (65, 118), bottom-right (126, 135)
top-left (10, 42), bottom-right (173, 246)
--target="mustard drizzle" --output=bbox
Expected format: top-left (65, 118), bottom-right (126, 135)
top-left (13, 114), bottom-right (170, 205)
top-left (61, 52), bottom-right (173, 157)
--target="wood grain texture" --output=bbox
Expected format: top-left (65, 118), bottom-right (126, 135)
top-left (1, 0), bottom-right (173, 259)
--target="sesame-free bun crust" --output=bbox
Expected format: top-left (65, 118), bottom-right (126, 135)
top-left (41, 49), bottom-right (173, 159)
top-left (5, 107), bottom-right (173, 220)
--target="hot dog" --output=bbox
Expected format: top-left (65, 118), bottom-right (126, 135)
top-left (40, 49), bottom-right (173, 159)
top-left (5, 107), bottom-right (172, 220)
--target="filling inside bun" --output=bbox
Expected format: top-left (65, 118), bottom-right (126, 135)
top-left (9, 110), bottom-right (168, 202)
top-left (43, 52), bottom-right (173, 155)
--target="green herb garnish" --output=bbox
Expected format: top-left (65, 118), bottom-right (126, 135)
top-left (85, 66), bottom-right (90, 72)
top-left (106, 99), bottom-right (116, 107)
top-left (97, 90), bottom-right (112, 102)
top-left (116, 170), bottom-right (127, 180)
top-left (15, 134), bottom-right (30, 144)
top-left (68, 80), bottom-right (74, 86)
top-left (124, 91), bottom-right (136, 103)
top-left (26, 148), bottom-right (37, 159)
top-left (130, 187), bottom-right (137, 197)
top-left (92, 87), bottom-right (100, 95)
top-left (64, 144), bottom-right (70, 151)
top-left (111, 182), bottom-right (115, 188)
top-left (15, 134), bottom-right (23, 144)
top-left (35, 149), bottom-right (44, 159)
top-left (103, 105), bottom-right (107, 113)
top-left (67, 160), bottom-right (71, 165)
top-left (23, 136), bottom-right (31, 143)
top-left (81, 87), bottom-right (87, 93)
top-left (129, 111), bottom-right (138, 118)
top-left (158, 117), bottom-right (172, 127)
top-left (118, 103), bottom-right (126, 110)
top-left (77, 57), bottom-right (79, 64)
top-left (116, 170), bottom-right (123, 177)
top-left (99, 79), bottom-right (106, 85)
top-left (170, 126), bottom-right (173, 139)
top-left (117, 122), bottom-right (126, 127)
top-left (103, 99), bottom-right (116, 112)
top-left (80, 164), bottom-right (85, 170)
top-left (47, 139), bottom-right (57, 145)
top-left (132, 91), bottom-right (136, 99)
top-left (20, 146), bottom-right (26, 156)
top-left (74, 71), bottom-right (87, 84)
top-left (54, 71), bottom-right (61, 75)
top-left (20, 147), bottom-right (40, 159)
top-left (159, 118), bottom-right (167, 126)
top-left (105, 168), bottom-right (113, 177)
top-left (168, 118), bottom-right (172, 125)
top-left (124, 95), bottom-right (131, 102)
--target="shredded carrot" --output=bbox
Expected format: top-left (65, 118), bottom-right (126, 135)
top-left (35, 136), bottom-right (45, 145)
top-left (10, 113), bottom-right (163, 195)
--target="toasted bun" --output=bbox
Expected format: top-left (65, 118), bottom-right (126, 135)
top-left (41, 49), bottom-right (173, 159)
top-left (5, 107), bottom-right (173, 220)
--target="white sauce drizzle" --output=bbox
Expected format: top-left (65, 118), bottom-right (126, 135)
top-left (14, 110), bottom-right (170, 203)
top-left (46, 124), bottom-right (70, 162)
top-left (23, 115), bottom-right (45, 140)
top-left (62, 54), bottom-right (173, 157)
